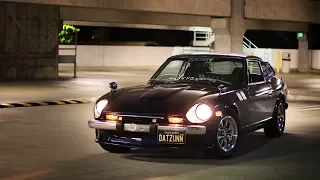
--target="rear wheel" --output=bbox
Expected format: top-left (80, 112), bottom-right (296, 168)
top-left (264, 101), bottom-right (286, 138)
top-left (204, 110), bottom-right (239, 159)
top-left (99, 143), bottom-right (131, 153)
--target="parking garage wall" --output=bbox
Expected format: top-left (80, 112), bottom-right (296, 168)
top-left (59, 45), bottom-right (320, 72)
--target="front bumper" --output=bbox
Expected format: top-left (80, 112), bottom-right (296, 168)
top-left (88, 120), bottom-right (206, 135)
top-left (88, 120), bottom-right (211, 148)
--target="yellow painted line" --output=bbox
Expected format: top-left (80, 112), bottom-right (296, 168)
top-left (276, 52), bottom-right (281, 73)
top-left (2, 168), bottom-right (55, 180)
top-left (1, 104), bottom-right (14, 108)
top-left (0, 99), bottom-right (90, 108)
top-left (53, 101), bottom-right (66, 105)
top-left (21, 103), bottom-right (32, 107)
top-left (65, 100), bottom-right (78, 104)
top-left (249, 62), bottom-right (253, 73)
top-left (37, 102), bottom-right (48, 106)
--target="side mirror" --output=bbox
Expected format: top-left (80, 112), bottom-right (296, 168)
top-left (109, 82), bottom-right (118, 93)
top-left (218, 84), bottom-right (227, 94)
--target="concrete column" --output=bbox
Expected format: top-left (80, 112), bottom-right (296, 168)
top-left (297, 33), bottom-right (310, 71)
top-left (211, 18), bottom-right (231, 53)
top-left (230, 0), bottom-right (246, 54)
top-left (211, 0), bottom-right (246, 54)
top-left (0, 2), bottom-right (59, 80)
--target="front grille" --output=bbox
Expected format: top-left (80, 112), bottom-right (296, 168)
top-left (122, 116), bottom-right (166, 124)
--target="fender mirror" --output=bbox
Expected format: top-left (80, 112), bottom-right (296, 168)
top-left (218, 84), bottom-right (227, 94)
top-left (109, 82), bottom-right (118, 94)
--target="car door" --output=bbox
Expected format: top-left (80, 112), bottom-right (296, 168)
top-left (261, 62), bottom-right (279, 117)
top-left (247, 59), bottom-right (273, 125)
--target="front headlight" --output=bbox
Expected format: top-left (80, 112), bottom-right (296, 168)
top-left (94, 99), bottom-right (108, 118)
top-left (186, 103), bottom-right (213, 123)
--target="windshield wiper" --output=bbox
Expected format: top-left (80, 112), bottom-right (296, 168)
top-left (150, 78), bottom-right (231, 85)
top-left (197, 78), bottom-right (231, 85)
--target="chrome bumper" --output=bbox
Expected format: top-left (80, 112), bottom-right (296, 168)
top-left (88, 120), bottom-right (206, 135)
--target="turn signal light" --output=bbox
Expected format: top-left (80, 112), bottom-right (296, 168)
top-left (168, 117), bottom-right (184, 124)
top-left (215, 111), bottom-right (223, 117)
top-left (106, 115), bottom-right (119, 121)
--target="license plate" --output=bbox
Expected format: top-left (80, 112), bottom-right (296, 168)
top-left (126, 124), bottom-right (137, 131)
top-left (157, 129), bottom-right (186, 144)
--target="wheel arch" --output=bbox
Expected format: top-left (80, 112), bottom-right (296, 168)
top-left (223, 103), bottom-right (241, 123)
top-left (276, 92), bottom-right (288, 109)
top-left (228, 104), bottom-right (239, 115)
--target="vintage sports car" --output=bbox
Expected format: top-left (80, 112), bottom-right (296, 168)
top-left (88, 53), bottom-right (289, 159)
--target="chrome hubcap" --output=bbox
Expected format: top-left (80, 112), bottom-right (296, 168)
top-left (277, 104), bottom-right (285, 132)
top-left (217, 116), bottom-right (238, 152)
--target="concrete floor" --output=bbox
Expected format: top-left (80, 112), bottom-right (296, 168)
top-left (0, 102), bottom-right (320, 180)
top-left (0, 72), bottom-right (152, 104)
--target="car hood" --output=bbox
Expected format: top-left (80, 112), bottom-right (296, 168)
top-left (104, 83), bottom-right (222, 115)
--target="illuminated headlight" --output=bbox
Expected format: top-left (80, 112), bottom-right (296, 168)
top-left (186, 104), bottom-right (213, 123)
top-left (94, 99), bottom-right (108, 118)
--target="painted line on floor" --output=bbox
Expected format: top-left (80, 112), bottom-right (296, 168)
top-left (0, 100), bottom-right (90, 108)
top-left (289, 107), bottom-right (320, 112)
top-left (289, 105), bottom-right (320, 110)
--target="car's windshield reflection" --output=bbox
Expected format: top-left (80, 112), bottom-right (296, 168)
top-left (150, 57), bottom-right (245, 85)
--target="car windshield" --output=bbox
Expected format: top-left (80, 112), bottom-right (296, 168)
top-left (151, 56), bottom-right (246, 85)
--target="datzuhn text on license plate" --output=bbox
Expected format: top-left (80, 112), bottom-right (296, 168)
top-left (157, 130), bottom-right (186, 144)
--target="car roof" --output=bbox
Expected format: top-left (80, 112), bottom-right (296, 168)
top-left (170, 52), bottom-right (263, 61)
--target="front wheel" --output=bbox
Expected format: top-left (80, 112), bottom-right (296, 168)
top-left (264, 101), bottom-right (286, 138)
top-left (204, 110), bottom-right (239, 159)
top-left (99, 143), bottom-right (131, 153)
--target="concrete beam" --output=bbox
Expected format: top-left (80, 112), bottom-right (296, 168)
top-left (64, 21), bottom-right (192, 31)
top-left (245, 0), bottom-right (320, 23)
top-left (1, 0), bottom-right (231, 17)
top-left (60, 7), bottom-right (211, 27)
top-left (246, 19), bottom-right (309, 32)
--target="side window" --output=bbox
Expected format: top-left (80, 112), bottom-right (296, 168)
top-left (248, 61), bottom-right (264, 83)
top-left (261, 62), bottom-right (275, 80)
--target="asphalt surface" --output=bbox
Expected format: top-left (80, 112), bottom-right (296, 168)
top-left (1, 102), bottom-right (320, 180)
top-left (278, 73), bottom-right (320, 98)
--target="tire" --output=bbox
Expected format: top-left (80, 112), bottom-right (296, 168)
top-left (99, 143), bottom-right (131, 154)
top-left (204, 109), bottom-right (240, 159)
top-left (264, 101), bottom-right (286, 138)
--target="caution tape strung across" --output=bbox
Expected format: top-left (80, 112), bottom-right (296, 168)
top-left (0, 100), bottom-right (90, 108)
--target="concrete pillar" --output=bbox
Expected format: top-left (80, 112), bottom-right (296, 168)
top-left (211, 18), bottom-right (231, 53)
top-left (0, 2), bottom-right (59, 80)
top-left (230, 0), bottom-right (246, 54)
top-left (297, 33), bottom-right (310, 71)
top-left (211, 0), bottom-right (246, 54)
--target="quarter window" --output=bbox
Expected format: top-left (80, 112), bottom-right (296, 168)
top-left (248, 61), bottom-right (264, 83)
top-left (261, 62), bottom-right (275, 80)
